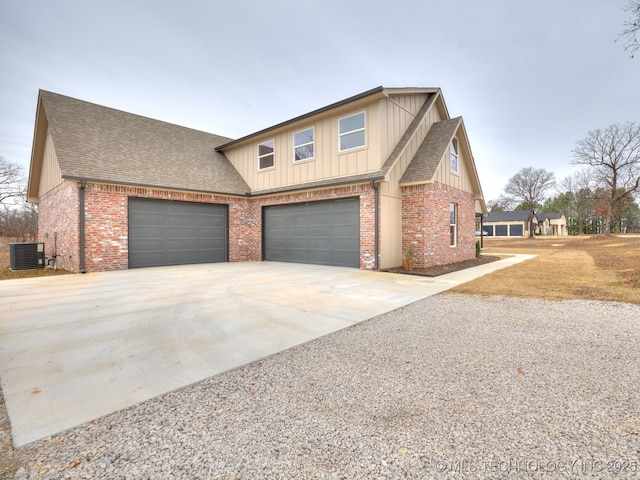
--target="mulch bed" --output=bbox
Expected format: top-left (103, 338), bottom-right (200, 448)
top-left (383, 255), bottom-right (501, 277)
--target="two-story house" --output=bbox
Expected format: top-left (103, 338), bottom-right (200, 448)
top-left (27, 86), bottom-right (487, 273)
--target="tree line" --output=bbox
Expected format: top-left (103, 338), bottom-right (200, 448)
top-left (490, 122), bottom-right (640, 236)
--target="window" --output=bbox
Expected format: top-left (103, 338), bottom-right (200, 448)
top-left (450, 138), bottom-right (459, 174)
top-left (258, 140), bottom-right (275, 170)
top-left (293, 127), bottom-right (314, 161)
top-left (339, 112), bottom-right (365, 151)
top-left (450, 203), bottom-right (458, 247)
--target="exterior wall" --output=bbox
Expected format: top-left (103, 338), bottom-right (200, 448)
top-left (538, 218), bottom-right (568, 235)
top-left (550, 219), bottom-right (568, 235)
top-left (224, 93), bottom-right (429, 194)
top-left (377, 94), bottom-right (429, 161)
top-left (401, 182), bottom-right (476, 268)
top-left (380, 103), bottom-right (443, 268)
top-left (37, 180), bottom-right (80, 272)
top-left (50, 182), bottom-right (377, 273)
top-left (432, 135), bottom-right (473, 192)
top-left (225, 102), bottom-right (381, 192)
top-left (38, 131), bottom-right (63, 195)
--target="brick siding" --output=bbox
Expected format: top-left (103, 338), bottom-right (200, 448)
top-left (42, 181), bottom-right (377, 273)
top-left (37, 181), bottom-right (80, 272)
top-left (402, 182), bottom-right (475, 268)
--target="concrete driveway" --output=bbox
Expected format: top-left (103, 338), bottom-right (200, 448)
top-left (0, 257), bottom-right (531, 446)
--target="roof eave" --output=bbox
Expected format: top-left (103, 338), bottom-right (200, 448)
top-left (60, 175), bottom-right (251, 198)
top-left (249, 174), bottom-right (385, 197)
top-left (27, 92), bottom-right (47, 203)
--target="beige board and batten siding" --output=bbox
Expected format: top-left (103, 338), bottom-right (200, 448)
top-left (223, 94), bottom-right (429, 193)
top-left (224, 106), bottom-right (378, 191)
top-left (432, 131), bottom-right (472, 192)
top-left (377, 94), bottom-right (430, 162)
top-left (38, 131), bottom-right (64, 198)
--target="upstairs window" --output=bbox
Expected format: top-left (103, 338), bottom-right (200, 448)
top-left (258, 140), bottom-right (275, 170)
top-left (450, 138), bottom-right (459, 173)
top-left (339, 112), bottom-right (366, 151)
top-left (450, 203), bottom-right (458, 247)
top-left (293, 127), bottom-right (314, 161)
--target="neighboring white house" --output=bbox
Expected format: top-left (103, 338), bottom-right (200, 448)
top-left (536, 213), bottom-right (568, 236)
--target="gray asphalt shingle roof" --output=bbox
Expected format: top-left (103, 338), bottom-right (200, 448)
top-left (399, 117), bottom-right (461, 184)
top-left (483, 211), bottom-right (533, 222)
top-left (40, 91), bottom-right (250, 195)
top-left (537, 212), bottom-right (564, 221)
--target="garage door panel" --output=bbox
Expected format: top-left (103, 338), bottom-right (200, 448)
top-left (495, 225), bottom-right (508, 236)
top-left (166, 215), bottom-right (197, 228)
top-left (264, 198), bottom-right (359, 268)
top-left (166, 252), bottom-right (197, 265)
top-left (131, 225), bottom-right (165, 239)
top-left (129, 198), bottom-right (227, 268)
top-left (308, 251), bottom-right (331, 264)
top-left (128, 238), bottom-right (165, 251)
top-left (134, 213), bottom-right (167, 227)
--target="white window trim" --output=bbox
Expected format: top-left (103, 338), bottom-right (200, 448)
top-left (338, 111), bottom-right (366, 152)
top-left (450, 138), bottom-right (459, 174)
top-left (450, 203), bottom-right (458, 248)
top-left (258, 139), bottom-right (275, 171)
top-left (293, 127), bottom-right (315, 163)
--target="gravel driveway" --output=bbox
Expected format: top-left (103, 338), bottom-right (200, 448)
top-left (10, 294), bottom-right (640, 479)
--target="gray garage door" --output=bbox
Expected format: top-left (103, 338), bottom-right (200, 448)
top-left (510, 224), bottom-right (523, 237)
top-left (495, 225), bottom-right (508, 236)
top-left (263, 198), bottom-right (360, 267)
top-left (129, 198), bottom-right (227, 268)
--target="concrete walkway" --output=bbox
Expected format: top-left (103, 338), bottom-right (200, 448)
top-left (0, 256), bottom-right (532, 446)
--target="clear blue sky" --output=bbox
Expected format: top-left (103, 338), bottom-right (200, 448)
top-left (1, 0), bottom-right (638, 201)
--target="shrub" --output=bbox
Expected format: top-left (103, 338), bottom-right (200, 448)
top-left (403, 243), bottom-right (415, 271)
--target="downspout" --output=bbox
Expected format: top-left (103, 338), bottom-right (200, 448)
top-left (370, 180), bottom-right (379, 270)
top-left (79, 180), bottom-right (86, 273)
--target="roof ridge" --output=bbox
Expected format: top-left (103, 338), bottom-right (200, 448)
top-left (39, 90), bottom-right (233, 142)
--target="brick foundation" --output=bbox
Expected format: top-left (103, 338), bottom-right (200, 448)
top-left (402, 182), bottom-right (476, 268)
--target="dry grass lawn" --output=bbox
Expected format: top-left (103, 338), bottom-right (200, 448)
top-left (453, 234), bottom-right (640, 306)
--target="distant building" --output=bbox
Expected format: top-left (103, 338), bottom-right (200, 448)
top-left (536, 213), bottom-right (568, 236)
top-left (481, 211), bottom-right (567, 237)
top-left (482, 211), bottom-right (536, 237)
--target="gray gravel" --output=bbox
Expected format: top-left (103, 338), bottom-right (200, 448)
top-left (10, 294), bottom-right (640, 479)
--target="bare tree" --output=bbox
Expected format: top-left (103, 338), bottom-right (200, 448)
top-left (1, 203), bottom-right (38, 240)
top-left (559, 169), bottom-right (594, 234)
top-left (503, 167), bottom-right (556, 237)
top-left (620, 0), bottom-right (640, 57)
top-left (572, 122), bottom-right (640, 235)
top-left (0, 156), bottom-right (26, 206)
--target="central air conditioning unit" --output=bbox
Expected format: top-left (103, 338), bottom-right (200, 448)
top-left (9, 242), bottom-right (45, 270)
